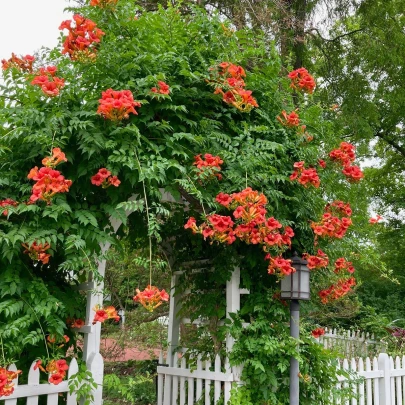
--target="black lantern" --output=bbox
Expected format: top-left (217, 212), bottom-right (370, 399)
top-left (280, 252), bottom-right (310, 300)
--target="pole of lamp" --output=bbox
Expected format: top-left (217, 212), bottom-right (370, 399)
top-left (290, 299), bottom-right (300, 405)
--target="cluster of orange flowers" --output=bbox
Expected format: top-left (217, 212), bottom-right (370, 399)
top-left (151, 81), bottom-right (170, 95)
top-left (97, 89), bottom-right (141, 121)
top-left (1, 53), bottom-right (35, 72)
top-left (67, 318), bottom-right (85, 329)
top-left (311, 201), bottom-right (353, 240)
top-left (288, 67), bottom-right (316, 94)
top-left (193, 154), bottom-right (223, 180)
top-left (22, 241), bottom-right (51, 264)
top-left (133, 285), bottom-right (170, 312)
top-left (92, 305), bottom-right (120, 324)
top-left (277, 110), bottom-right (300, 127)
top-left (27, 148), bottom-right (71, 203)
top-left (0, 368), bottom-right (21, 397)
top-left (31, 66), bottom-right (65, 97)
top-left (90, 0), bottom-right (118, 7)
top-left (318, 277), bottom-right (356, 304)
top-left (0, 199), bottom-right (18, 216)
top-left (329, 142), bottom-right (364, 182)
top-left (59, 15), bottom-right (105, 61)
top-left (91, 168), bottom-right (121, 188)
top-left (311, 327), bottom-right (325, 338)
top-left (290, 161), bottom-right (320, 188)
top-left (303, 249), bottom-right (329, 270)
top-left (185, 187), bottom-right (295, 277)
top-left (211, 62), bottom-right (258, 112)
top-left (333, 257), bottom-right (355, 274)
top-left (34, 359), bottom-right (69, 385)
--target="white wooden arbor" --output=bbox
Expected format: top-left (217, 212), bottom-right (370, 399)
top-left (3, 212), bottom-right (133, 405)
top-left (157, 266), bottom-right (248, 405)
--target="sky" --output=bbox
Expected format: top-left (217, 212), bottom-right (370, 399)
top-left (0, 0), bottom-right (70, 59)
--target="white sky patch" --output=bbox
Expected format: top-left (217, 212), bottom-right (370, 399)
top-left (0, 0), bottom-right (70, 59)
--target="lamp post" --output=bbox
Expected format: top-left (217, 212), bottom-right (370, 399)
top-left (280, 252), bottom-right (310, 405)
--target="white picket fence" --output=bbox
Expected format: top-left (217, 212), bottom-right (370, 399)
top-left (320, 327), bottom-right (387, 358)
top-left (335, 353), bottom-right (405, 404)
top-left (2, 358), bottom-right (78, 405)
top-left (157, 351), bottom-right (237, 405)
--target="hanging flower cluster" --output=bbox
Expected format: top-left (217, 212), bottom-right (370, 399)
top-left (59, 15), bottom-right (105, 61)
top-left (311, 327), bottom-right (325, 338)
top-left (34, 359), bottom-right (69, 385)
top-left (297, 124), bottom-right (313, 142)
top-left (97, 89), bottom-right (141, 121)
top-left (277, 110), bottom-right (300, 127)
top-left (193, 154), bottom-right (223, 180)
top-left (290, 161), bottom-right (320, 188)
top-left (185, 187), bottom-right (295, 277)
top-left (133, 285), bottom-right (170, 312)
top-left (22, 241), bottom-right (51, 264)
top-left (90, 0), bottom-right (118, 7)
top-left (311, 201), bottom-right (352, 240)
top-left (303, 249), bottom-right (329, 270)
top-left (0, 368), bottom-right (21, 397)
top-left (151, 81), bottom-right (170, 95)
top-left (67, 318), bottom-right (85, 329)
top-left (31, 67), bottom-right (65, 97)
top-left (0, 199), bottom-right (18, 216)
top-left (91, 168), bottom-right (120, 188)
top-left (329, 142), bottom-right (364, 182)
top-left (333, 258), bottom-right (355, 274)
top-left (92, 305), bottom-right (120, 324)
top-left (318, 277), bottom-right (356, 304)
top-left (266, 255), bottom-right (295, 276)
top-left (211, 62), bottom-right (258, 112)
top-left (288, 67), bottom-right (316, 94)
top-left (1, 53), bottom-right (35, 72)
top-left (27, 149), bottom-right (71, 203)
top-left (369, 215), bottom-right (383, 224)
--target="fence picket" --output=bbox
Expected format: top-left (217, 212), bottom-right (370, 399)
top-left (172, 356), bottom-right (179, 405)
top-left (66, 358), bottom-right (78, 405)
top-left (214, 355), bottom-right (221, 404)
top-left (205, 360), bottom-right (211, 405)
top-left (358, 358), bottom-right (365, 405)
top-left (224, 358), bottom-right (231, 405)
top-left (180, 357), bottom-right (186, 405)
top-left (402, 356), bottom-right (405, 405)
top-left (26, 361), bottom-right (40, 405)
top-left (373, 357), bottom-right (380, 405)
top-left (335, 361), bottom-right (342, 405)
top-left (46, 393), bottom-right (58, 405)
top-left (187, 356), bottom-right (194, 405)
top-left (351, 358), bottom-right (357, 405)
top-left (195, 355), bottom-right (203, 402)
top-left (343, 359), bottom-right (350, 405)
top-left (396, 356), bottom-right (403, 405)
top-left (365, 357), bottom-right (372, 405)
top-left (389, 356), bottom-right (395, 405)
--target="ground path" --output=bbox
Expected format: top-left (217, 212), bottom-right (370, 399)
top-left (100, 338), bottom-right (161, 362)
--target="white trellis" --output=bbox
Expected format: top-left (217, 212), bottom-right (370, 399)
top-left (157, 266), bottom-right (247, 405)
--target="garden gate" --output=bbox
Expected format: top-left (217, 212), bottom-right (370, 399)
top-left (157, 266), bottom-right (247, 405)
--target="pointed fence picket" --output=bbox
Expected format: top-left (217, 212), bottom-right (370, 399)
top-left (2, 359), bottom-right (79, 405)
